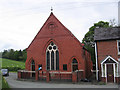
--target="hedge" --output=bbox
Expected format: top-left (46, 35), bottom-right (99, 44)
top-left (2, 67), bottom-right (24, 71)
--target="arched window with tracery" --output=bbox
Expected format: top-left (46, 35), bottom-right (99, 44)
top-left (46, 42), bottom-right (59, 70)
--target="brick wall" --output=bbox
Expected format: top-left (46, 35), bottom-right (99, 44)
top-left (97, 40), bottom-right (119, 79)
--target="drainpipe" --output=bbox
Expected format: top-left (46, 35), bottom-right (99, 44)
top-left (95, 42), bottom-right (98, 81)
top-left (118, 1), bottom-right (120, 26)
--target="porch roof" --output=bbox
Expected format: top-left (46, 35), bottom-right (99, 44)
top-left (101, 56), bottom-right (118, 64)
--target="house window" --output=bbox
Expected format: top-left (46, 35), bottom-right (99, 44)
top-left (118, 40), bottom-right (120, 55)
top-left (63, 64), bottom-right (67, 71)
top-left (46, 42), bottom-right (59, 70)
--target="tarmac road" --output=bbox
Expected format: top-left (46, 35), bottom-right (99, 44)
top-left (4, 72), bottom-right (119, 89)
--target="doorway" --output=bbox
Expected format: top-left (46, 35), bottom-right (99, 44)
top-left (101, 56), bottom-right (119, 83)
top-left (107, 64), bottom-right (114, 82)
top-left (72, 58), bottom-right (78, 72)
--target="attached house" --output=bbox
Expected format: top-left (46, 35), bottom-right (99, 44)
top-left (94, 27), bottom-right (120, 83)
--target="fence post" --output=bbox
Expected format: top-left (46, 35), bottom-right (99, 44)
top-left (72, 72), bottom-right (77, 83)
top-left (35, 70), bottom-right (39, 81)
top-left (18, 71), bottom-right (21, 79)
top-left (46, 71), bottom-right (50, 82)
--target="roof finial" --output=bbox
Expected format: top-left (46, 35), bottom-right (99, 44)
top-left (51, 7), bottom-right (53, 12)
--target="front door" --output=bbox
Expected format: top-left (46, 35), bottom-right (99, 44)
top-left (72, 58), bottom-right (78, 72)
top-left (107, 64), bottom-right (114, 82)
top-left (72, 65), bottom-right (78, 72)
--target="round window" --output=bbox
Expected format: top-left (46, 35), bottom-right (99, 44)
top-left (53, 46), bottom-right (56, 50)
top-left (49, 46), bottom-right (52, 50)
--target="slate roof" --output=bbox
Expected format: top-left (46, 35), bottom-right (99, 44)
top-left (94, 27), bottom-right (120, 41)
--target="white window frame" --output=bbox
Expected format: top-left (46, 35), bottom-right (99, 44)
top-left (117, 40), bottom-right (120, 55)
top-left (46, 42), bottom-right (59, 70)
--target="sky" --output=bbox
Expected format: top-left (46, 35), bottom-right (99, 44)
top-left (0, 0), bottom-right (119, 51)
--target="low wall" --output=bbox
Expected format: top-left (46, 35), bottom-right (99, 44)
top-left (18, 70), bottom-right (84, 83)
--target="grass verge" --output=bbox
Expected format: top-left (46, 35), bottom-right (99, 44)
top-left (2, 76), bottom-right (11, 90)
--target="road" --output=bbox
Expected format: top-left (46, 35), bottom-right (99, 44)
top-left (4, 72), bottom-right (119, 89)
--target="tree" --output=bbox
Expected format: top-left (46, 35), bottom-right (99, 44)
top-left (2, 49), bottom-right (27, 61)
top-left (13, 50), bottom-right (19, 61)
top-left (18, 50), bottom-right (23, 60)
top-left (82, 21), bottom-right (111, 64)
top-left (8, 49), bottom-right (14, 59)
top-left (2, 50), bottom-right (9, 59)
top-left (109, 19), bottom-right (117, 27)
top-left (22, 49), bottom-right (27, 61)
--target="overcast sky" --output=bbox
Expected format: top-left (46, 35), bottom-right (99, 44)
top-left (0, 0), bottom-right (119, 51)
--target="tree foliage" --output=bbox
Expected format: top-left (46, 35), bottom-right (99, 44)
top-left (82, 21), bottom-right (111, 64)
top-left (2, 49), bottom-right (27, 61)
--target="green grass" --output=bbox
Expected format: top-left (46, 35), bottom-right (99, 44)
top-left (2, 76), bottom-right (10, 89)
top-left (1, 58), bottom-right (25, 71)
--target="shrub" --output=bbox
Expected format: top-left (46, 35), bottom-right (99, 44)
top-left (2, 76), bottom-right (10, 89)
top-left (2, 67), bottom-right (24, 71)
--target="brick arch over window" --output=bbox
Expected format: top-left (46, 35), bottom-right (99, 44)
top-left (46, 41), bottom-right (59, 70)
top-left (42, 39), bottom-right (62, 55)
top-left (68, 56), bottom-right (80, 64)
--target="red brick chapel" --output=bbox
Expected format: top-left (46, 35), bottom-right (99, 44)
top-left (19, 12), bottom-right (93, 82)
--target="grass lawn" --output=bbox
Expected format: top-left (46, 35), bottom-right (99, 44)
top-left (1, 58), bottom-right (25, 71)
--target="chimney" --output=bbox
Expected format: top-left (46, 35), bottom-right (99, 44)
top-left (118, 1), bottom-right (120, 26)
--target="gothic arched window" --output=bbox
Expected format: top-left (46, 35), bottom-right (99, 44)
top-left (31, 60), bottom-right (35, 77)
top-left (72, 58), bottom-right (78, 72)
top-left (46, 42), bottom-right (59, 70)
top-left (31, 60), bottom-right (35, 71)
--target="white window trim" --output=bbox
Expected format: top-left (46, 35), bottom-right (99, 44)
top-left (117, 40), bottom-right (120, 55)
top-left (118, 59), bottom-right (120, 77)
top-left (46, 42), bottom-right (59, 70)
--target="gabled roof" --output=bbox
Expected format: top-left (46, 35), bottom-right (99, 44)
top-left (101, 56), bottom-right (118, 64)
top-left (27, 12), bottom-right (83, 50)
top-left (94, 27), bottom-right (120, 41)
